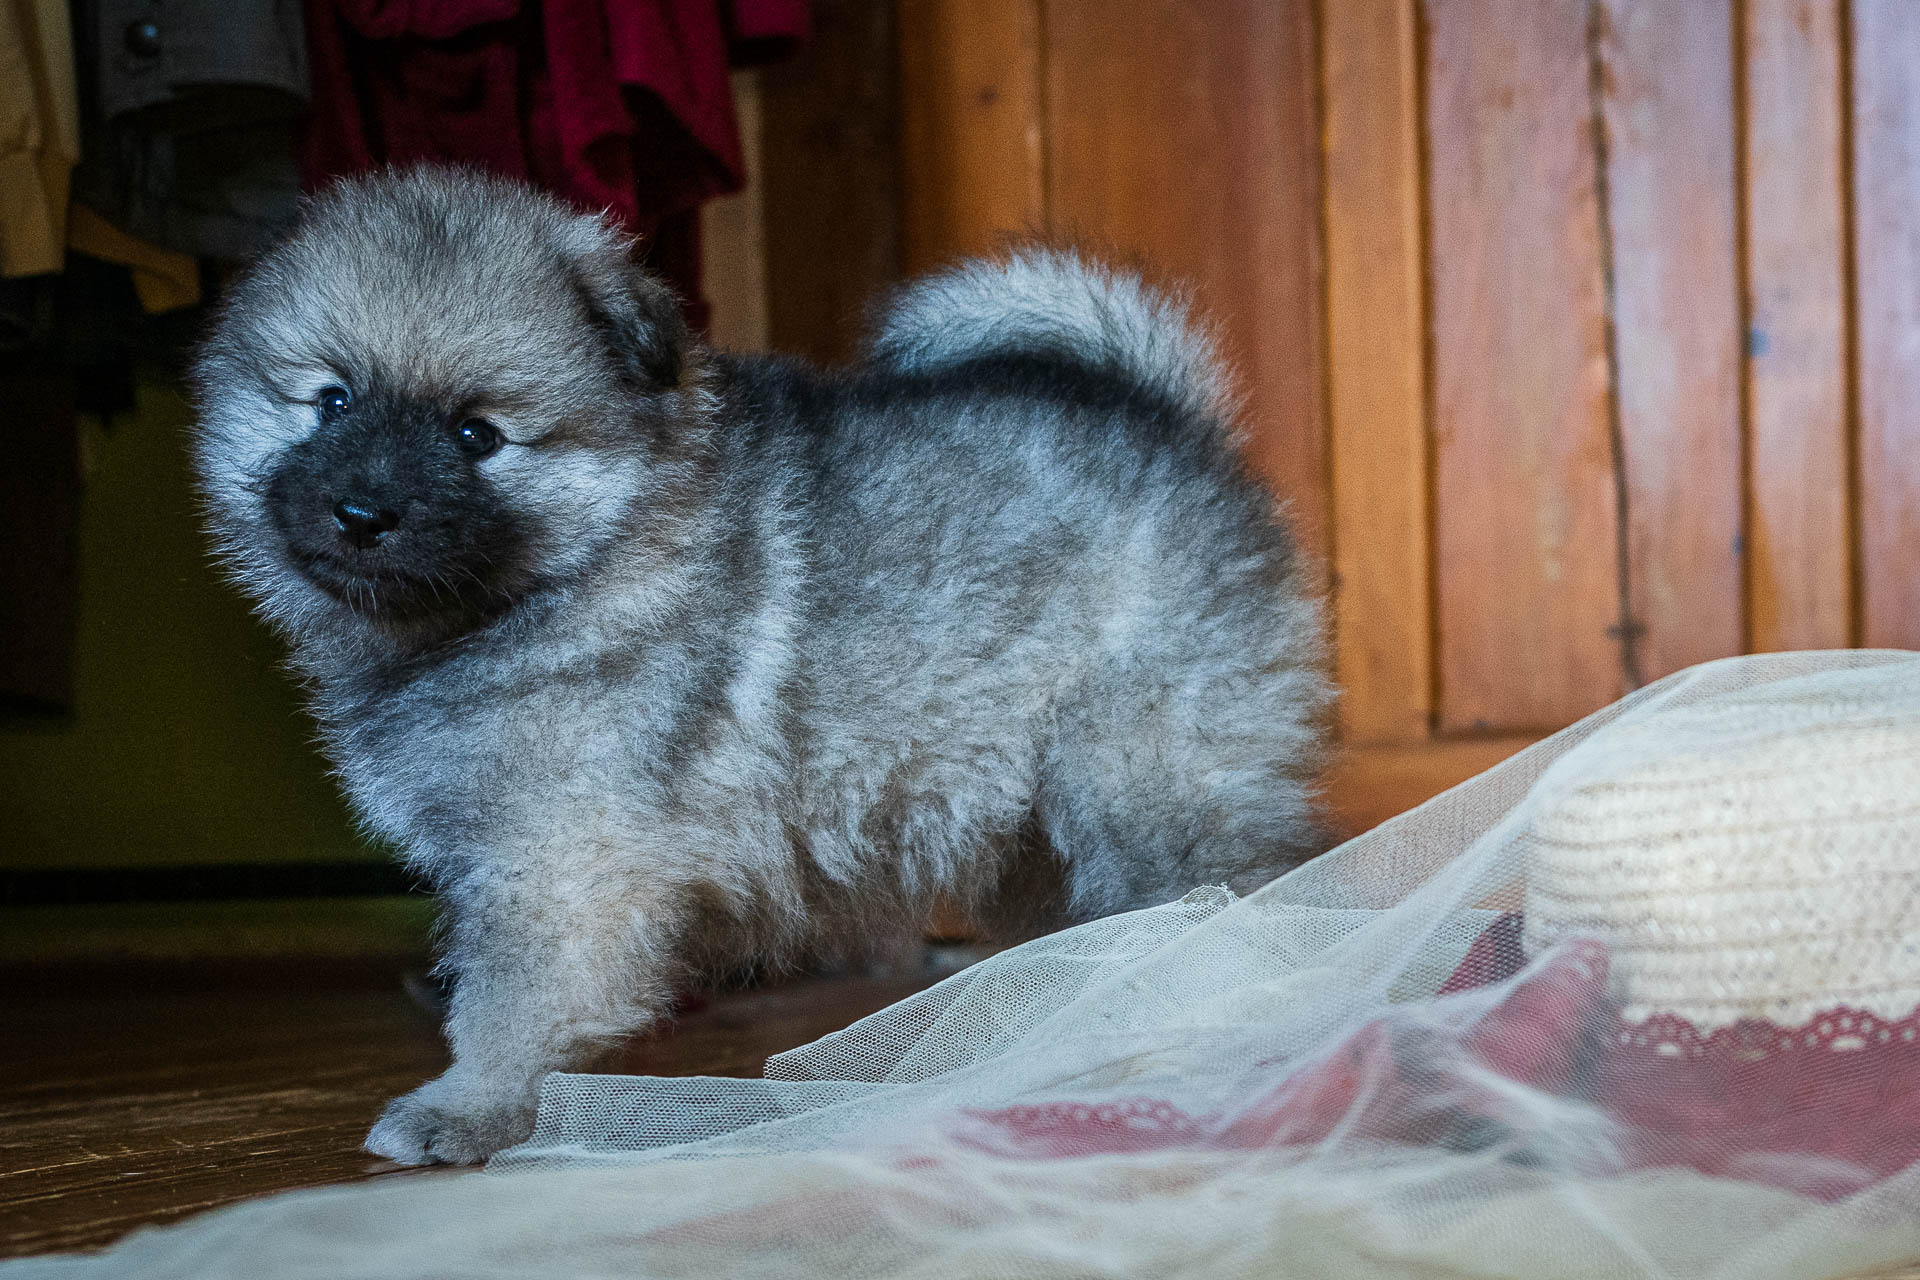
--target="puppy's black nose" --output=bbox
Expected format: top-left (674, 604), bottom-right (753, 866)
top-left (333, 497), bottom-right (401, 548)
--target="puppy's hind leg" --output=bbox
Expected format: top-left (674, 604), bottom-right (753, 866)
top-left (1035, 667), bottom-right (1330, 922)
top-left (365, 846), bottom-right (687, 1166)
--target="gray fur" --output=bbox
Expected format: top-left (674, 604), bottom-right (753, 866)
top-left (192, 167), bottom-right (1331, 1165)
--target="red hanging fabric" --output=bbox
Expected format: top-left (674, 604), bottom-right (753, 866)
top-left (299, 0), bottom-right (808, 325)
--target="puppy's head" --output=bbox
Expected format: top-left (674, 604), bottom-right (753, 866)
top-left (193, 166), bottom-right (697, 647)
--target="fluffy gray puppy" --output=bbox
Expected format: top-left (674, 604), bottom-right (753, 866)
top-left (193, 167), bottom-right (1330, 1165)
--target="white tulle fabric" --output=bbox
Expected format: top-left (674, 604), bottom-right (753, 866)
top-left (10, 650), bottom-right (1919, 1280)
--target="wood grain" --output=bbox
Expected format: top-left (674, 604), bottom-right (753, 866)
top-left (702, 72), bottom-right (770, 353)
top-left (1850, 0), bottom-right (1920, 649)
top-left (1324, 736), bottom-right (1537, 839)
top-left (1323, 0), bottom-right (1433, 746)
top-left (1597, 0), bottom-right (1745, 679)
top-left (0, 964), bottom-right (950, 1257)
top-left (1425, 0), bottom-right (1623, 731)
top-left (1044, 0), bottom-right (1331, 573)
top-left (896, 0), bottom-right (1045, 274)
top-left (759, 0), bottom-right (904, 363)
top-left (1742, 0), bottom-right (1852, 653)
top-left (0, 971), bottom-right (451, 1257)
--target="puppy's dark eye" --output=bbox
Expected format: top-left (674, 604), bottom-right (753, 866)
top-left (316, 386), bottom-right (352, 421)
top-left (455, 418), bottom-right (503, 458)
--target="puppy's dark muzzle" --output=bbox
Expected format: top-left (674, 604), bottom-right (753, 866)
top-left (333, 497), bottom-right (403, 548)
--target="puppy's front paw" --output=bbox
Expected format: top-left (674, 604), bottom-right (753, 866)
top-left (365, 1071), bottom-right (539, 1166)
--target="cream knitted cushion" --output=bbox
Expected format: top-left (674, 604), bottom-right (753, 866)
top-left (1523, 675), bottom-right (1920, 1030)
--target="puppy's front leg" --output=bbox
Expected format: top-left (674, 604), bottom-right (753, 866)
top-left (365, 856), bottom-right (682, 1166)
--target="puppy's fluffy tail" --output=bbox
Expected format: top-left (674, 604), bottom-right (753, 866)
top-left (865, 248), bottom-right (1235, 427)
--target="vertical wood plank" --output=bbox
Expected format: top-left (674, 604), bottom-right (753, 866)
top-left (759, 0), bottom-right (904, 363)
top-left (703, 73), bottom-right (770, 353)
top-left (1743, 0), bottom-right (1852, 653)
top-left (1045, 0), bottom-right (1330, 571)
top-left (1324, 0), bottom-right (1433, 744)
top-left (1427, 0), bottom-right (1623, 731)
top-left (896, 0), bottom-right (1045, 274)
top-left (1598, 0), bottom-right (1744, 678)
top-left (1851, 0), bottom-right (1920, 648)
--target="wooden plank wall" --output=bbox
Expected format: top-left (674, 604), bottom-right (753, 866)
top-left (1602, 0), bottom-right (1746, 685)
top-left (1321, 0), bottom-right (1430, 746)
top-left (1424, 0), bottom-right (1622, 733)
top-left (760, 0), bottom-right (905, 364)
top-left (897, 0), bottom-right (1044, 274)
top-left (893, 0), bottom-right (1919, 821)
top-left (707, 0), bottom-right (905, 363)
top-left (899, 0), bottom-right (1329, 569)
top-left (1046, 0), bottom-right (1331, 565)
top-left (1853, 0), bottom-right (1920, 650)
top-left (1744, 0), bottom-right (1851, 653)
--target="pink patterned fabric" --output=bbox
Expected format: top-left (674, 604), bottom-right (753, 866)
top-left (952, 915), bottom-right (1920, 1200)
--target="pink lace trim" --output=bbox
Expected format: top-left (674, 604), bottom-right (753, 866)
top-left (952, 915), bottom-right (1920, 1199)
top-left (1617, 1005), bottom-right (1920, 1057)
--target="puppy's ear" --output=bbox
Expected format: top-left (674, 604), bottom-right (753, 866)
top-left (566, 230), bottom-right (689, 391)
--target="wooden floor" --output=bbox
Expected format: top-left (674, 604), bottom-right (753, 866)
top-left (6, 961), bottom-right (1919, 1276)
top-left (0, 961), bottom-right (949, 1259)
